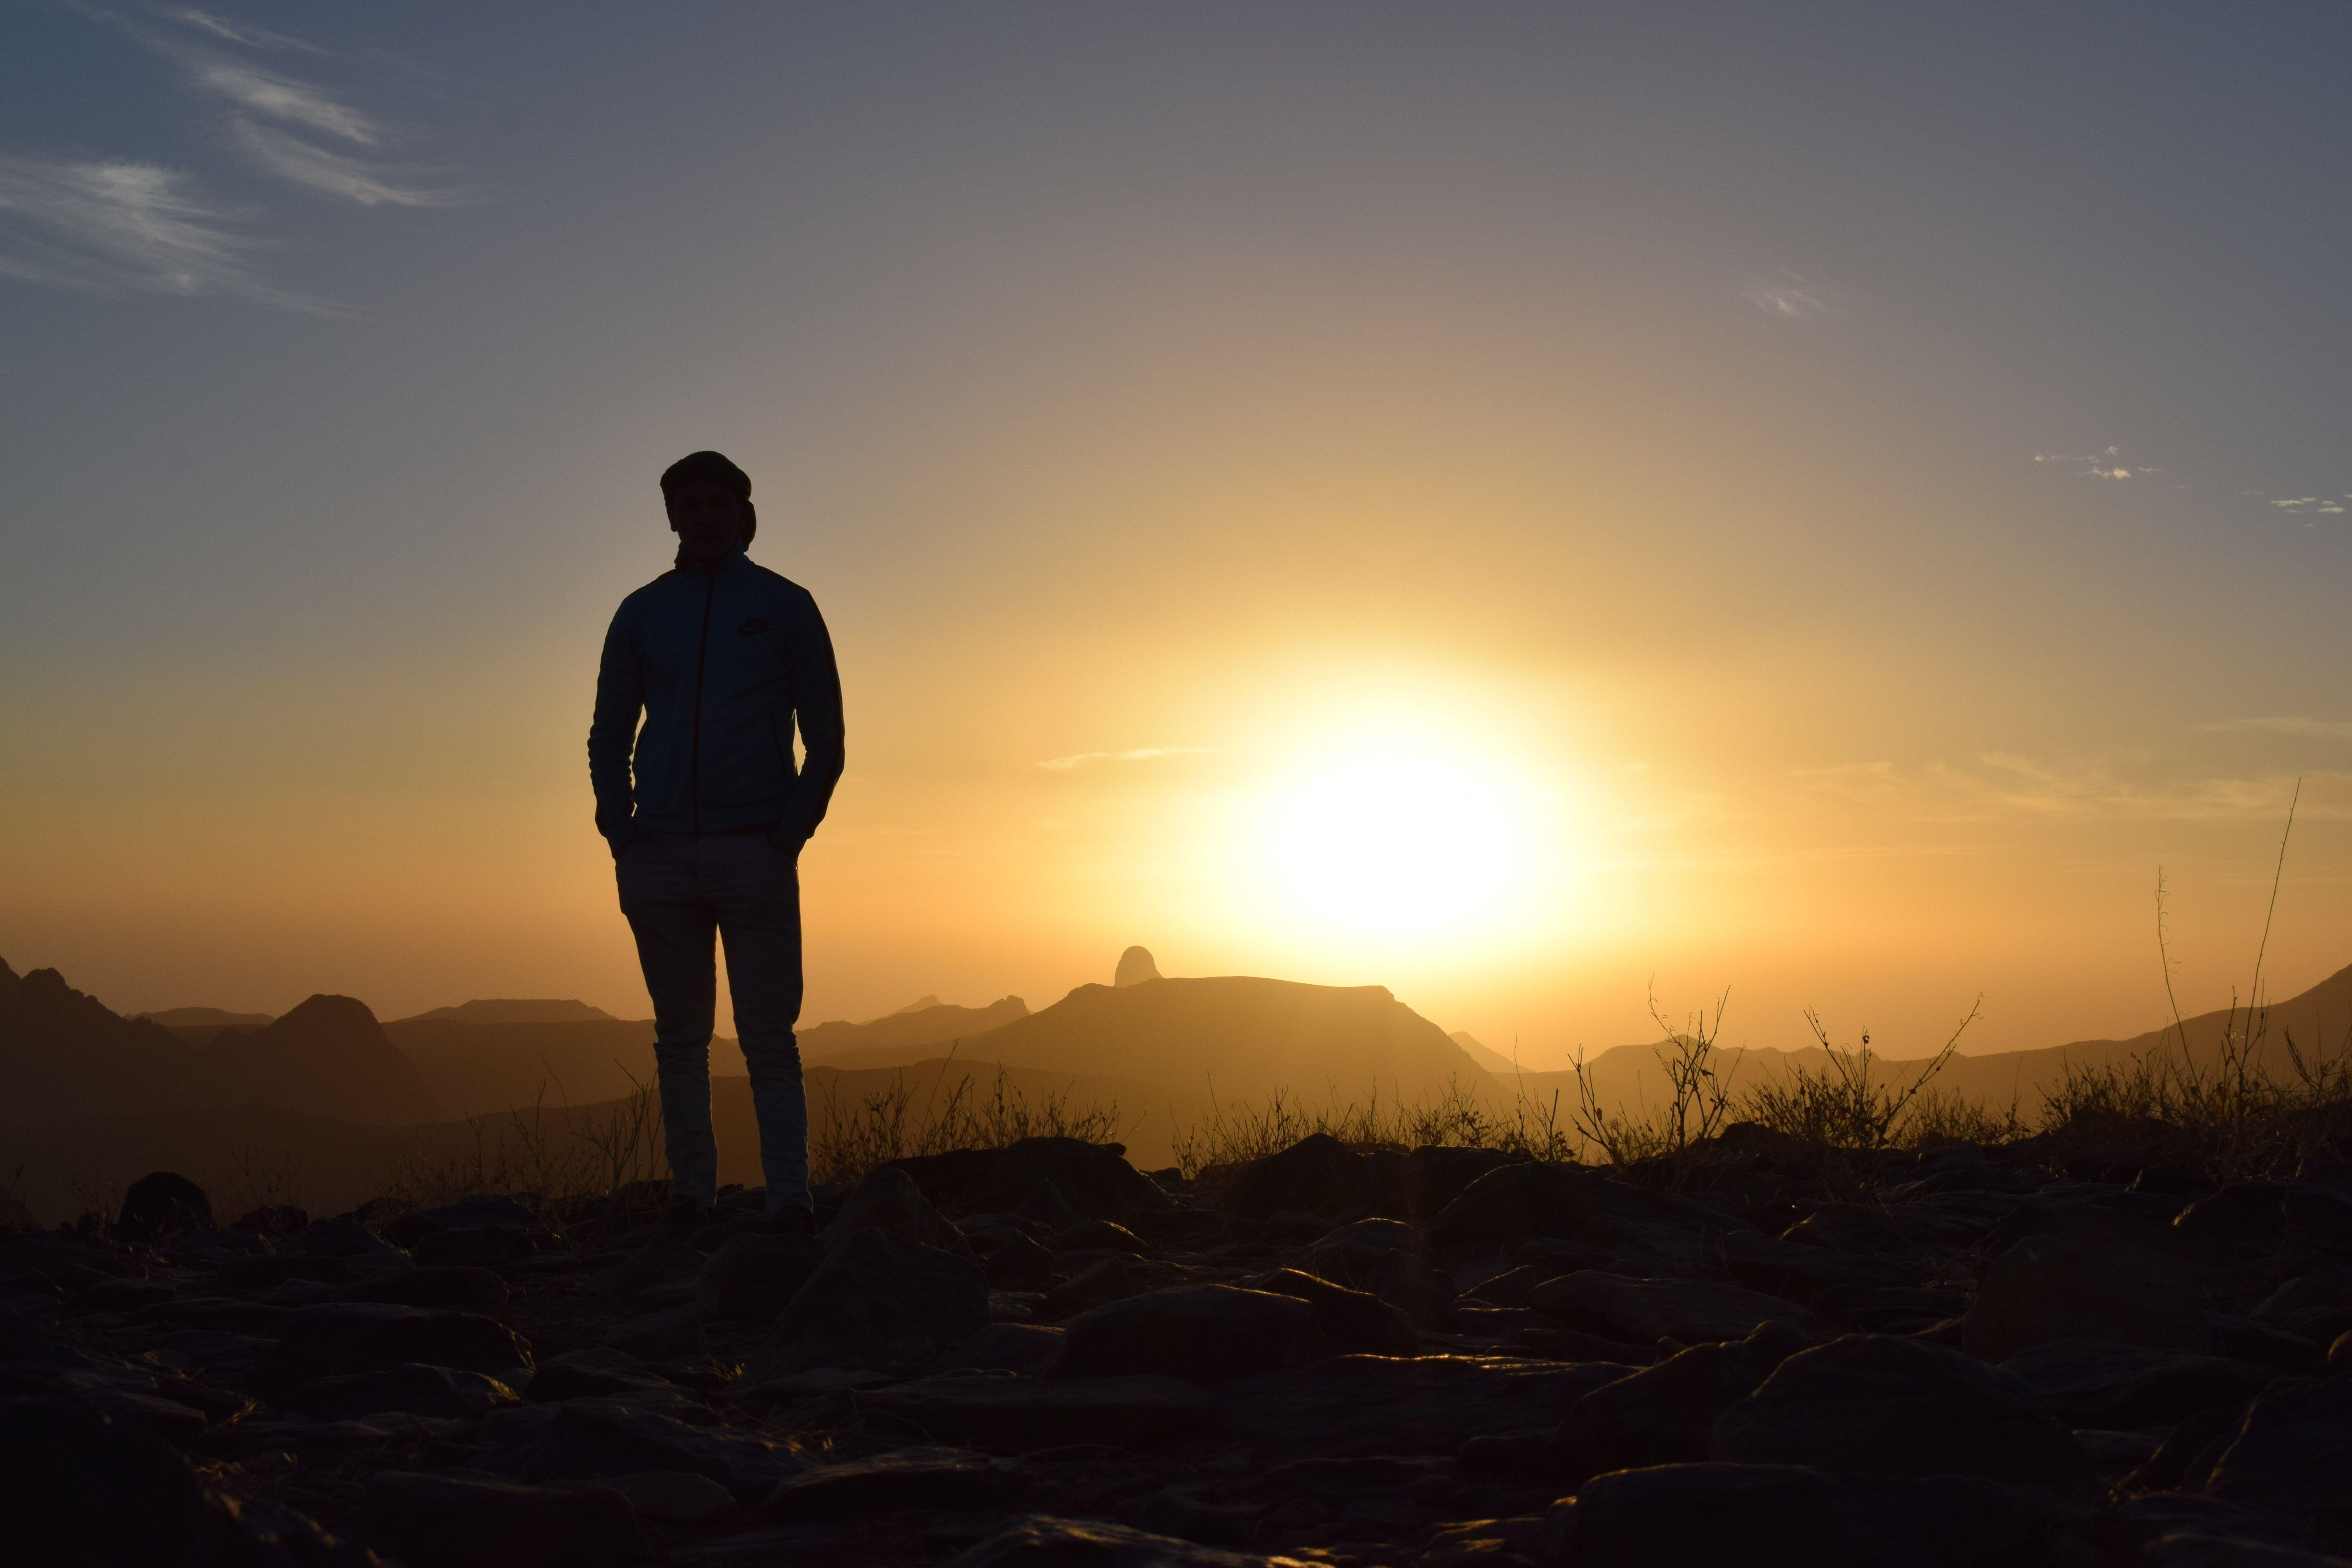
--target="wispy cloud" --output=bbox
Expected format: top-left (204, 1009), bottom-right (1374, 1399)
top-left (193, 58), bottom-right (378, 144)
top-left (2034, 446), bottom-right (2141, 480)
top-left (1038, 747), bottom-right (1218, 771)
top-left (0, 152), bottom-right (318, 307)
top-left (2199, 717), bottom-right (2352, 739)
top-left (1742, 272), bottom-right (1830, 319)
top-left (231, 119), bottom-right (458, 207)
top-left (0, 8), bottom-right (472, 305)
top-left (166, 8), bottom-right (328, 54)
top-left (2268, 496), bottom-right (2347, 515)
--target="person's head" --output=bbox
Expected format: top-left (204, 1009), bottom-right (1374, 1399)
top-left (659, 450), bottom-right (755, 565)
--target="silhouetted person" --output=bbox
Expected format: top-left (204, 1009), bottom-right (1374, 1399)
top-left (588, 451), bottom-right (844, 1232)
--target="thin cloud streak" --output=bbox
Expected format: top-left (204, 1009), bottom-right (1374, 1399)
top-left (232, 120), bottom-right (464, 207)
top-left (2035, 446), bottom-right (2137, 480)
top-left (1038, 747), bottom-right (1218, 771)
top-left (1742, 273), bottom-right (1829, 319)
top-left (167, 8), bottom-right (328, 54)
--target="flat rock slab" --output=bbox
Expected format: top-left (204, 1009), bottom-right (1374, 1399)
top-left (1210, 1354), bottom-right (1626, 1460)
top-left (759, 1446), bottom-right (1024, 1521)
top-left (1531, 1271), bottom-right (1825, 1345)
top-left (947, 1514), bottom-right (1310, 1566)
top-left (2206, 1377), bottom-right (2352, 1523)
top-left (852, 1371), bottom-right (1216, 1452)
top-left (748, 1229), bottom-right (989, 1381)
top-left (265, 1302), bottom-right (533, 1388)
top-left (1046, 1286), bottom-right (1324, 1384)
top-left (361, 1471), bottom-right (652, 1568)
top-left (1541, 1462), bottom-right (2093, 1568)
top-left (2000, 1339), bottom-right (2279, 1429)
top-left (284, 1362), bottom-right (521, 1420)
top-left (1714, 1333), bottom-right (2095, 1497)
top-left (477, 1401), bottom-right (803, 1503)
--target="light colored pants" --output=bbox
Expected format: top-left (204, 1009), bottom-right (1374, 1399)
top-left (615, 830), bottom-right (810, 1212)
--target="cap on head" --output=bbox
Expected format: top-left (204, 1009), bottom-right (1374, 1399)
top-left (659, 450), bottom-right (751, 501)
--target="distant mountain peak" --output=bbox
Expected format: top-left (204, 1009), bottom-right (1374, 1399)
top-left (886, 994), bottom-right (944, 1017)
top-left (1115, 946), bottom-right (1162, 987)
top-left (396, 999), bottom-right (619, 1025)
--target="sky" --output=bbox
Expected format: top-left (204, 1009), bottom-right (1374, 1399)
top-left (4, 3), bottom-right (2351, 1065)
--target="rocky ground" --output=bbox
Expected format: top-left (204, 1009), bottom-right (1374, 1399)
top-left (6, 1126), bottom-right (2352, 1566)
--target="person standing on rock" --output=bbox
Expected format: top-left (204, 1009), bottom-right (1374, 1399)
top-left (588, 450), bottom-right (844, 1233)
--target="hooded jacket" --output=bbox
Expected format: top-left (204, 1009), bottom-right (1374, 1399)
top-left (588, 546), bottom-right (844, 851)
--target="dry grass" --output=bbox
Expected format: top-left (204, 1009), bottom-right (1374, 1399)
top-left (1170, 1076), bottom-right (1576, 1181)
top-left (366, 1075), bottom-right (670, 1228)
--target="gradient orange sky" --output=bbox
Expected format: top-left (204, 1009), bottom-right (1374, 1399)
top-left (5, 6), bottom-right (2351, 1063)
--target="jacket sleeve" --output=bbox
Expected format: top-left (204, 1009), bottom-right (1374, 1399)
top-left (777, 590), bottom-right (845, 847)
top-left (587, 602), bottom-right (643, 848)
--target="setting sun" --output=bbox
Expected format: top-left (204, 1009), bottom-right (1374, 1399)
top-left (1250, 737), bottom-right (1564, 954)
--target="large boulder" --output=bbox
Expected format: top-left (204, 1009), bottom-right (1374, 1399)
top-left (1292, 1218), bottom-right (1456, 1328)
top-left (853, 1370), bottom-right (1216, 1452)
top-left (115, 1172), bottom-right (213, 1244)
top-left (1546, 1321), bottom-right (1815, 1484)
top-left (2205, 1377), bottom-right (2352, 1528)
top-left (265, 1302), bottom-right (533, 1388)
top-left (477, 1402), bottom-right (801, 1503)
top-left (821, 1165), bottom-right (971, 1255)
top-left (1530, 1271), bottom-right (1823, 1345)
top-left (746, 1229), bottom-right (988, 1381)
top-left (1045, 1287), bottom-right (1327, 1384)
top-left (1210, 1354), bottom-right (1629, 1461)
top-left (381, 1195), bottom-right (546, 1251)
top-left (1215, 1134), bottom-right (1376, 1220)
top-left (0, 1390), bottom-right (371, 1567)
top-left (889, 1138), bottom-right (1173, 1221)
top-left (698, 1232), bottom-right (822, 1323)
top-left (759, 1447), bottom-right (1025, 1522)
top-left (361, 1472), bottom-right (651, 1568)
top-left (1713, 1334), bottom-right (2096, 1497)
top-left (1246, 1268), bottom-right (1419, 1356)
top-left (947, 1515), bottom-right (1286, 1567)
top-left (1539, 1462), bottom-right (2093, 1568)
top-left (1963, 1234), bottom-right (2211, 1362)
top-left (334, 1266), bottom-right (509, 1309)
top-left (1998, 1340), bottom-right (2279, 1429)
top-left (283, 1362), bottom-right (522, 1420)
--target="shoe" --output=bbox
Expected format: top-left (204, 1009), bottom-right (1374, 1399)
top-left (754, 1207), bottom-right (817, 1237)
top-left (662, 1195), bottom-right (710, 1233)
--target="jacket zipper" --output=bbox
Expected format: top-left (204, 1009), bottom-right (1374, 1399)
top-left (689, 568), bottom-right (716, 835)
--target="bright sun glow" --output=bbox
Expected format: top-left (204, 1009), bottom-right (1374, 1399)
top-left (1255, 742), bottom-right (1553, 947)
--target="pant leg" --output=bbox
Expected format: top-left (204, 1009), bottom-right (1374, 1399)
top-left (616, 831), bottom-right (720, 1206)
top-left (708, 834), bottom-right (810, 1213)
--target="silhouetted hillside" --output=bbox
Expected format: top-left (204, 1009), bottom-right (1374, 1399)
top-left (203, 994), bottom-right (441, 1125)
top-left (1, 960), bottom-right (438, 1126)
top-left (134, 1006), bottom-right (275, 1030)
top-left (798, 996), bottom-right (1032, 1068)
top-left (395, 998), bottom-right (619, 1025)
top-left (853, 976), bottom-right (1492, 1104)
top-left (0, 958), bottom-right (215, 1122)
top-left (382, 1016), bottom-right (664, 1117)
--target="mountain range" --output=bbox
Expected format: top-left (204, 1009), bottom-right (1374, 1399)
top-left (9, 946), bottom-right (2352, 1225)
